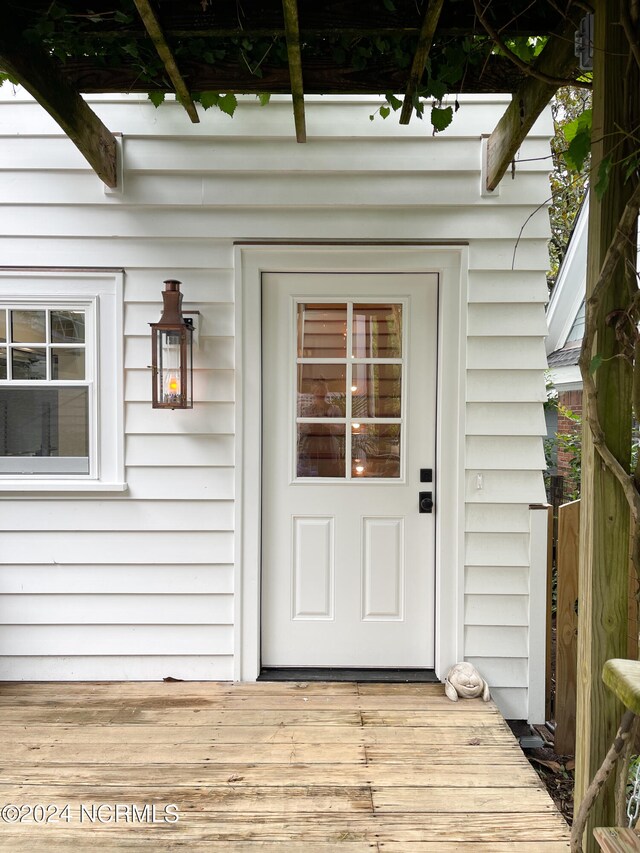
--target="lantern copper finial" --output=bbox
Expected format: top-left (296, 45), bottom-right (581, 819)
top-left (150, 280), bottom-right (194, 410)
top-left (159, 280), bottom-right (184, 325)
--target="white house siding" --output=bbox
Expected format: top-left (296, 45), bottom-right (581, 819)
top-left (0, 92), bottom-right (551, 718)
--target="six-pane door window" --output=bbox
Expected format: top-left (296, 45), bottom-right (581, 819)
top-left (295, 301), bottom-right (404, 480)
top-left (0, 306), bottom-right (91, 475)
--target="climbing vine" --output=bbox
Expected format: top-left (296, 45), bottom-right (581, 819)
top-left (0, 0), bottom-right (584, 131)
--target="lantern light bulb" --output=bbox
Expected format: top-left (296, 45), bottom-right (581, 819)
top-left (355, 465), bottom-right (364, 474)
top-left (163, 370), bottom-right (181, 402)
top-left (351, 385), bottom-right (357, 392)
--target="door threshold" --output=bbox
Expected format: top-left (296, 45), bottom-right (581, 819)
top-left (258, 667), bottom-right (439, 683)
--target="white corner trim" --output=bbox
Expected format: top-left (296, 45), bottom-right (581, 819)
top-left (233, 243), bottom-right (467, 683)
top-left (528, 504), bottom-right (550, 724)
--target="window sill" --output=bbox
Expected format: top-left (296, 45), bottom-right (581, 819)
top-left (0, 481), bottom-right (128, 494)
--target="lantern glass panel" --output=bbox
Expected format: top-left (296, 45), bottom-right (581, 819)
top-left (153, 326), bottom-right (193, 409)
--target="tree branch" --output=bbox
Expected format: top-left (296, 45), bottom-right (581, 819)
top-left (621, 0), bottom-right (640, 74)
top-left (571, 709), bottom-right (636, 852)
top-left (472, 0), bottom-right (591, 88)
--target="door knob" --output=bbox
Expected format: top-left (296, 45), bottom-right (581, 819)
top-left (419, 491), bottom-right (434, 513)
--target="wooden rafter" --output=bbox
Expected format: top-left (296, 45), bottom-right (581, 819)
top-left (399, 0), bottom-right (445, 125)
top-left (0, 20), bottom-right (117, 187)
top-left (485, 19), bottom-right (579, 191)
top-left (282, 0), bottom-right (306, 143)
top-left (133, 0), bottom-right (199, 124)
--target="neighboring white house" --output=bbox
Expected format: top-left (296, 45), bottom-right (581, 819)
top-left (546, 199), bottom-right (589, 394)
top-left (0, 91), bottom-right (552, 721)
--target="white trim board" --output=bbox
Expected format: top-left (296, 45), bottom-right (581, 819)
top-left (234, 244), bottom-right (467, 682)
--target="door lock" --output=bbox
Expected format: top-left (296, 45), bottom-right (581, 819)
top-left (419, 491), bottom-right (434, 514)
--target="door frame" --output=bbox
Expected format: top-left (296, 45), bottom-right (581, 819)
top-left (234, 243), bottom-right (468, 682)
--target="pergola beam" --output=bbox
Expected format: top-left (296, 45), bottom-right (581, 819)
top-left (0, 21), bottom-right (117, 187)
top-left (399, 0), bottom-right (445, 125)
top-left (132, 0), bottom-right (199, 124)
top-left (282, 0), bottom-right (306, 143)
top-left (484, 20), bottom-right (579, 191)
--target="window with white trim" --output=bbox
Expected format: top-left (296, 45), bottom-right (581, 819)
top-left (0, 272), bottom-right (125, 491)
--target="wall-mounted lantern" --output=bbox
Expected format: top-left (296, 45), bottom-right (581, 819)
top-left (150, 279), bottom-right (194, 409)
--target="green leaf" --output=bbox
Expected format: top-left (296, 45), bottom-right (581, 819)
top-left (122, 42), bottom-right (140, 59)
top-left (382, 0), bottom-right (396, 10)
top-left (595, 154), bottom-right (612, 199)
top-left (114, 11), bottom-right (132, 23)
top-left (258, 93), bottom-right (271, 106)
top-left (624, 154), bottom-right (640, 182)
top-left (563, 108), bottom-right (592, 144)
top-left (199, 91), bottom-right (220, 110)
top-left (385, 92), bottom-right (402, 111)
top-left (148, 92), bottom-right (165, 109)
top-left (562, 108), bottom-right (592, 172)
top-left (428, 78), bottom-right (447, 101)
top-left (564, 131), bottom-right (591, 172)
top-left (218, 93), bottom-right (238, 117)
top-left (379, 105), bottom-right (391, 119)
top-left (431, 105), bottom-right (453, 133)
top-left (507, 37), bottom-right (535, 63)
top-left (589, 354), bottom-right (603, 375)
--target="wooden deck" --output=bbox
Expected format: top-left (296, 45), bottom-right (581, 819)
top-left (0, 681), bottom-right (570, 851)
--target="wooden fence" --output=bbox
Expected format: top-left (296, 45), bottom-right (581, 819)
top-left (552, 499), bottom-right (639, 754)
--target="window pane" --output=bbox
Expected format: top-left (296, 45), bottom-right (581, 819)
top-left (11, 310), bottom-right (46, 343)
top-left (297, 423), bottom-right (345, 478)
top-left (352, 304), bottom-right (402, 359)
top-left (297, 365), bottom-right (346, 417)
top-left (0, 309), bottom-right (6, 343)
top-left (297, 303), bottom-right (347, 358)
top-left (52, 348), bottom-right (85, 380)
top-left (0, 387), bottom-right (89, 473)
top-left (351, 364), bottom-right (401, 418)
top-left (51, 311), bottom-right (85, 343)
top-left (352, 424), bottom-right (401, 478)
top-left (12, 348), bottom-right (47, 380)
top-left (0, 349), bottom-right (5, 380)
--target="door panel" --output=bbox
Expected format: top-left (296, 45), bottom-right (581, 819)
top-left (261, 272), bottom-right (438, 667)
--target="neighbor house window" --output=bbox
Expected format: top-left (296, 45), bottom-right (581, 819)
top-left (0, 273), bottom-right (124, 491)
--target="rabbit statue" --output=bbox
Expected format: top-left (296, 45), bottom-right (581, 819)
top-left (444, 662), bottom-right (491, 702)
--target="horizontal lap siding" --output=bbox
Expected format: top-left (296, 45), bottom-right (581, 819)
top-left (0, 94), bottom-right (551, 713)
top-left (465, 268), bottom-right (550, 715)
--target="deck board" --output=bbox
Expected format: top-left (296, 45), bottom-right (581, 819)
top-left (0, 681), bottom-right (570, 850)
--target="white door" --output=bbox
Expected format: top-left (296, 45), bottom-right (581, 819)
top-left (261, 272), bottom-right (438, 667)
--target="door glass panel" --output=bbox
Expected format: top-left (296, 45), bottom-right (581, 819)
top-left (352, 424), bottom-right (401, 479)
top-left (297, 364), bottom-right (346, 417)
top-left (0, 310), bottom-right (5, 343)
top-left (51, 311), bottom-right (85, 343)
top-left (12, 348), bottom-right (47, 380)
top-left (352, 304), bottom-right (402, 358)
top-left (11, 310), bottom-right (46, 343)
top-left (351, 363), bottom-right (401, 418)
top-left (297, 423), bottom-right (345, 478)
top-left (52, 348), bottom-right (85, 380)
top-left (297, 303), bottom-right (347, 358)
